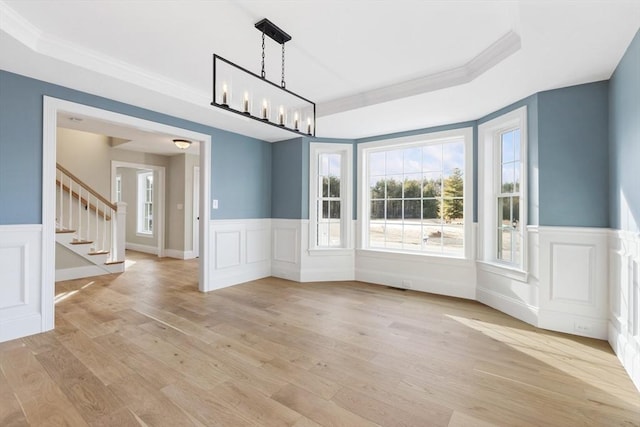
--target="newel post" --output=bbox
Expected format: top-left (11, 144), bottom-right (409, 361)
top-left (113, 201), bottom-right (127, 262)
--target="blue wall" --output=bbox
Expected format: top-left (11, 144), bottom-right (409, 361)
top-left (271, 136), bottom-right (355, 220)
top-left (609, 30), bottom-right (640, 233)
top-left (0, 70), bottom-right (272, 224)
top-left (271, 137), bottom-right (305, 219)
top-left (538, 81), bottom-right (609, 227)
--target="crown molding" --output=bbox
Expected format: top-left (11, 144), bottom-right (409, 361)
top-left (0, 0), bottom-right (208, 107)
top-left (317, 30), bottom-right (521, 117)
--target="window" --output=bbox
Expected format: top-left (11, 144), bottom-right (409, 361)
top-left (309, 143), bottom-right (353, 250)
top-left (115, 175), bottom-right (122, 202)
top-left (479, 106), bottom-right (527, 271)
top-left (137, 171), bottom-right (153, 235)
top-left (360, 128), bottom-right (473, 258)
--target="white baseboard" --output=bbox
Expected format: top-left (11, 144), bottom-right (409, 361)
top-left (164, 249), bottom-right (196, 260)
top-left (609, 320), bottom-right (640, 392)
top-left (477, 286), bottom-right (539, 326)
top-left (56, 265), bottom-right (113, 281)
top-left (538, 309), bottom-right (607, 339)
top-left (126, 242), bottom-right (159, 255)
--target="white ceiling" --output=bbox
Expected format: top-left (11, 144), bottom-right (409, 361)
top-left (1, 1), bottom-right (639, 141)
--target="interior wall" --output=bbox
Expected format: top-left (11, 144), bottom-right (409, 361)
top-left (167, 155), bottom-right (186, 252)
top-left (608, 28), bottom-right (640, 391)
top-left (0, 70), bottom-right (273, 225)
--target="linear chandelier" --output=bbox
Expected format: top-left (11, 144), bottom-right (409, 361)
top-left (211, 18), bottom-right (315, 137)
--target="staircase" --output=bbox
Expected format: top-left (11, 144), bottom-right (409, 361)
top-left (56, 163), bottom-right (126, 278)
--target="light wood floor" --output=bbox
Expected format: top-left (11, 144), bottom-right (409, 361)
top-left (1, 251), bottom-right (638, 426)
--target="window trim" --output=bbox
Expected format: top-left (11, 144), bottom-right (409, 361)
top-left (308, 142), bottom-right (353, 252)
top-left (357, 127), bottom-right (474, 259)
top-left (136, 170), bottom-right (154, 237)
top-left (478, 106), bottom-right (528, 276)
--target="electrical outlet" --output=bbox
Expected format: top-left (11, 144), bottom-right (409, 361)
top-left (574, 322), bottom-right (593, 334)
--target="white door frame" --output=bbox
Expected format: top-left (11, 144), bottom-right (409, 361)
top-left (43, 97), bottom-right (213, 330)
top-left (111, 161), bottom-right (166, 257)
top-left (193, 166), bottom-right (200, 258)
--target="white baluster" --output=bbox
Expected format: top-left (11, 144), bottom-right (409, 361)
top-left (58, 170), bottom-right (63, 229)
top-left (87, 193), bottom-right (91, 248)
top-left (96, 200), bottom-right (100, 252)
top-left (103, 205), bottom-right (107, 253)
top-left (78, 183), bottom-right (82, 241)
top-left (68, 175), bottom-right (73, 231)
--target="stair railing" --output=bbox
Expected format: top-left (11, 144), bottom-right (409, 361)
top-left (56, 163), bottom-right (123, 262)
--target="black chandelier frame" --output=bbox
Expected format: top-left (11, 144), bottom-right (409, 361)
top-left (211, 19), bottom-right (316, 137)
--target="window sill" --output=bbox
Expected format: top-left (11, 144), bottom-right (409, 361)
top-left (136, 232), bottom-right (154, 238)
top-left (307, 248), bottom-right (354, 257)
top-left (356, 248), bottom-right (474, 266)
top-left (476, 261), bottom-right (528, 282)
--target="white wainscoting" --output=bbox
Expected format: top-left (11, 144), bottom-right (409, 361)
top-left (356, 249), bottom-right (477, 299)
top-left (208, 219), bottom-right (271, 290)
top-left (271, 219), bottom-right (356, 282)
top-left (537, 227), bottom-right (609, 339)
top-left (0, 225), bottom-right (46, 342)
top-left (609, 229), bottom-right (640, 391)
top-left (271, 219), bottom-right (302, 282)
top-left (477, 226), bottom-right (540, 327)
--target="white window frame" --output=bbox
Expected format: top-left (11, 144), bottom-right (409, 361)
top-left (357, 127), bottom-right (473, 259)
top-left (478, 106), bottom-right (528, 279)
top-left (137, 170), bottom-right (154, 236)
top-left (309, 142), bottom-right (353, 253)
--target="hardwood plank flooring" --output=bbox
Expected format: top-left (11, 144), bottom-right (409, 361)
top-left (1, 250), bottom-right (638, 426)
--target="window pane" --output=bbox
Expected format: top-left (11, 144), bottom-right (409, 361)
top-left (322, 200), bottom-right (329, 219)
top-left (386, 176), bottom-right (402, 199)
top-left (501, 163), bottom-right (515, 193)
top-left (423, 226), bottom-right (442, 249)
top-left (512, 232), bottom-right (521, 265)
top-left (330, 201), bottom-right (341, 219)
top-left (403, 174), bottom-right (422, 198)
top-left (443, 169), bottom-right (463, 198)
top-left (329, 222), bottom-right (341, 246)
top-left (443, 141), bottom-right (464, 171)
top-left (369, 222), bottom-right (385, 248)
top-left (317, 222), bottom-right (329, 247)
top-left (423, 173), bottom-right (442, 197)
top-left (513, 129), bottom-right (521, 161)
top-left (403, 200), bottom-right (421, 220)
top-left (514, 163), bottom-right (521, 193)
top-left (370, 200), bottom-right (385, 220)
top-left (319, 154), bottom-right (329, 176)
top-left (422, 145), bottom-right (442, 172)
top-left (370, 176), bottom-right (385, 199)
top-left (386, 200), bottom-right (402, 220)
top-left (498, 229), bottom-right (512, 262)
top-left (498, 196), bottom-right (511, 227)
top-left (502, 131), bottom-right (514, 163)
top-left (403, 225), bottom-right (422, 251)
top-left (327, 154), bottom-right (341, 177)
top-left (512, 196), bottom-right (520, 229)
top-left (403, 147), bottom-right (422, 173)
top-left (322, 176), bottom-right (329, 197)
top-left (443, 198), bottom-right (464, 223)
top-left (385, 150), bottom-right (403, 174)
top-left (443, 224), bottom-right (464, 255)
top-left (329, 176), bottom-right (340, 197)
top-left (423, 199), bottom-right (441, 222)
top-left (369, 152), bottom-right (386, 177)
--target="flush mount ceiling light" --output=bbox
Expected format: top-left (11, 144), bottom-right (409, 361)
top-left (211, 18), bottom-right (315, 137)
top-left (173, 139), bottom-right (192, 149)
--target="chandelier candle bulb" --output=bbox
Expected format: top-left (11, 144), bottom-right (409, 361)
top-left (243, 92), bottom-right (249, 114)
top-left (307, 118), bottom-right (311, 135)
top-left (222, 83), bottom-right (228, 106)
top-left (279, 106), bottom-right (284, 126)
top-left (262, 100), bottom-right (268, 120)
top-left (294, 113), bottom-right (299, 130)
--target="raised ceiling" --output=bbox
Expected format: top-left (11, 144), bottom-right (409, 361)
top-left (1, 1), bottom-right (639, 141)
